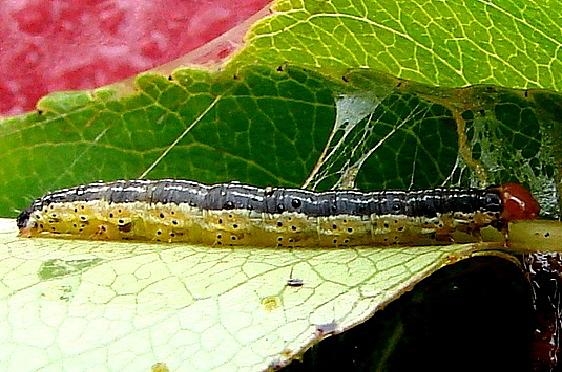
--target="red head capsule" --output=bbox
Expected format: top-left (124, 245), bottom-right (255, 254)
top-left (497, 183), bottom-right (541, 221)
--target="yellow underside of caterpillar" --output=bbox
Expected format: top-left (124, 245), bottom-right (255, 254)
top-left (20, 200), bottom-right (497, 247)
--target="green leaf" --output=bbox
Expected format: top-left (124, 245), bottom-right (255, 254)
top-left (0, 218), bottom-right (484, 370)
top-left (236, 0), bottom-right (562, 90)
top-left (0, 0), bottom-right (561, 370)
top-left (1, 67), bottom-right (560, 216)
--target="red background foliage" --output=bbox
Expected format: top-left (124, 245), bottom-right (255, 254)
top-left (0, 0), bottom-right (270, 115)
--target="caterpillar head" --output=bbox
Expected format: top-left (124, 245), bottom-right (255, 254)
top-left (497, 183), bottom-right (540, 221)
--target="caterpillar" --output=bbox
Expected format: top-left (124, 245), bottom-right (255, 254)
top-left (17, 180), bottom-right (540, 247)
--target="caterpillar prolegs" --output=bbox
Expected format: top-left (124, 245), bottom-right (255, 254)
top-left (17, 180), bottom-right (540, 247)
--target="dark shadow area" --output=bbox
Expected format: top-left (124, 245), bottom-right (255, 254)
top-left (282, 256), bottom-right (534, 372)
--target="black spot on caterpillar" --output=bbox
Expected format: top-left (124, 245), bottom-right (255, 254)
top-left (17, 180), bottom-right (540, 247)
